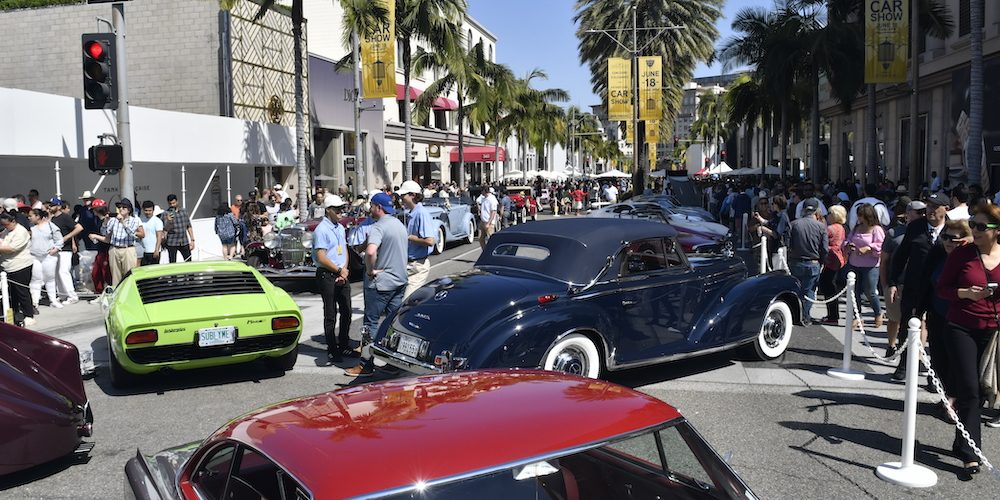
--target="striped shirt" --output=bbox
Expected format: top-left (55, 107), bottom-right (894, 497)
top-left (104, 216), bottom-right (141, 248)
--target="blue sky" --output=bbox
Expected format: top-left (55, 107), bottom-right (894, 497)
top-left (468, 0), bottom-right (773, 109)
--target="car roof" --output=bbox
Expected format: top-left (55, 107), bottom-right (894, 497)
top-left (126, 260), bottom-right (257, 280)
top-left (214, 370), bottom-right (679, 498)
top-left (478, 218), bottom-right (677, 283)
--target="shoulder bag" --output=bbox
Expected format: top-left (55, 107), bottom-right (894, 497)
top-left (976, 247), bottom-right (1000, 408)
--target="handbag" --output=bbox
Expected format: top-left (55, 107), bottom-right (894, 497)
top-left (976, 248), bottom-right (1000, 407)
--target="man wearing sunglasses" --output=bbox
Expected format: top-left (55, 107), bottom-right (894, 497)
top-left (888, 192), bottom-right (949, 380)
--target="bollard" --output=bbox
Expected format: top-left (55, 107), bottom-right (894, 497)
top-left (876, 318), bottom-right (938, 487)
top-left (759, 233), bottom-right (768, 275)
top-left (828, 272), bottom-right (865, 380)
top-left (1, 271), bottom-right (9, 323)
top-left (776, 247), bottom-right (788, 272)
top-left (739, 213), bottom-right (750, 250)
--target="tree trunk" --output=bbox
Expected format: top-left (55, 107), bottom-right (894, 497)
top-left (457, 87), bottom-right (465, 189)
top-left (967, 0), bottom-right (984, 187)
top-left (293, 18), bottom-right (308, 218)
top-left (403, 38), bottom-right (413, 182)
top-left (810, 62), bottom-right (821, 184)
top-left (780, 102), bottom-right (789, 182)
top-left (865, 84), bottom-right (877, 188)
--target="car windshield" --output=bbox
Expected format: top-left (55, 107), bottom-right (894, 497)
top-left (374, 421), bottom-right (724, 500)
top-left (424, 196), bottom-right (471, 207)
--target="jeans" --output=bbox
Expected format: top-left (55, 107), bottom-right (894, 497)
top-left (791, 261), bottom-right (821, 322)
top-left (848, 265), bottom-right (881, 318)
top-left (165, 245), bottom-right (191, 263)
top-left (318, 268), bottom-right (352, 354)
top-left (945, 321), bottom-right (992, 463)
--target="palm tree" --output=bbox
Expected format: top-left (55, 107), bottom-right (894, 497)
top-left (469, 63), bottom-right (518, 179)
top-left (968, 0), bottom-right (984, 186)
top-left (575, 0), bottom-right (723, 194)
top-left (693, 92), bottom-right (728, 167)
top-left (494, 70), bottom-right (570, 180)
top-left (727, 74), bottom-right (773, 175)
top-left (396, 0), bottom-right (467, 182)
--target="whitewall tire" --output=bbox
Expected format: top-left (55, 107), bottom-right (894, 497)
top-left (755, 301), bottom-right (793, 360)
top-left (543, 333), bottom-right (602, 379)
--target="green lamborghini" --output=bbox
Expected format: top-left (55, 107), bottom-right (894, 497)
top-left (101, 261), bottom-right (302, 388)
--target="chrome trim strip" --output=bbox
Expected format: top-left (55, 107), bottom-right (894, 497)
top-left (607, 338), bottom-right (753, 371)
top-left (371, 345), bottom-right (442, 375)
top-left (350, 418), bottom-right (686, 500)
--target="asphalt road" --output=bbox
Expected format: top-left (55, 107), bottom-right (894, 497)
top-left (3, 218), bottom-right (1000, 499)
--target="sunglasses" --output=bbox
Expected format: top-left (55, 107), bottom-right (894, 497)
top-left (970, 222), bottom-right (1000, 232)
top-left (941, 233), bottom-right (966, 242)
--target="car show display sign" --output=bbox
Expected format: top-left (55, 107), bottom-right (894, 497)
top-left (638, 56), bottom-right (662, 120)
top-left (626, 120), bottom-right (634, 145)
top-left (361, 0), bottom-right (396, 98)
top-left (607, 57), bottom-right (631, 121)
top-left (865, 0), bottom-right (908, 83)
top-left (646, 119), bottom-right (659, 143)
top-left (649, 145), bottom-right (657, 167)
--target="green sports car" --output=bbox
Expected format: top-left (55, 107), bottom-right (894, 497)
top-left (101, 261), bottom-right (302, 388)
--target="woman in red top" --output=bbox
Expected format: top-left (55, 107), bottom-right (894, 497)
top-left (818, 205), bottom-right (847, 324)
top-left (936, 204), bottom-right (1000, 475)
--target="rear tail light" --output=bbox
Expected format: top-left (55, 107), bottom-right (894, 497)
top-left (125, 329), bottom-right (158, 345)
top-left (272, 316), bottom-right (300, 330)
top-left (538, 294), bottom-right (558, 305)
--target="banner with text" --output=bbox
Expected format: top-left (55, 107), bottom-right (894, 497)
top-left (648, 145), bottom-right (657, 168)
top-left (865, 0), bottom-right (908, 83)
top-left (608, 58), bottom-right (632, 121)
top-left (361, 0), bottom-right (396, 98)
top-left (638, 56), bottom-right (663, 121)
top-left (646, 120), bottom-right (660, 144)
top-left (625, 120), bottom-right (633, 144)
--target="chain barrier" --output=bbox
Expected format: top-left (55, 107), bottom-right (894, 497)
top-left (917, 342), bottom-right (1000, 481)
top-left (851, 297), bottom-right (905, 365)
top-left (801, 284), bottom-right (850, 305)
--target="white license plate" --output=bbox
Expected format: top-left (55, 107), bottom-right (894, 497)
top-left (397, 334), bottom-right (422, 358)
top-left (198, 326), bottom-right (236, 347)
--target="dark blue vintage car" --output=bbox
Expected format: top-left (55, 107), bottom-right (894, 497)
top-left (372, 218), bottom-right (802, 378)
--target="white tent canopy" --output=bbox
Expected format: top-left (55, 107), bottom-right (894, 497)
top-left (595, 168), bottom-right (631, 179)
top-left (706, 161), bottom-right (732, 174)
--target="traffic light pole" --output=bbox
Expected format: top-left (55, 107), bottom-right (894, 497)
top-left (112, 3), bottom-right (133, 204)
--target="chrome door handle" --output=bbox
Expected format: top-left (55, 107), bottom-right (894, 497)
top-left (621, 299), bottom-right (639, 307)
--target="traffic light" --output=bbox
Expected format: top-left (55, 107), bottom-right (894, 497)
top-left (82, 33), bottom-right (117, 110)
top-left (89, 144), bottom-right (123, 173)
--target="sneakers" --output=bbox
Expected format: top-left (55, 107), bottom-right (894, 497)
top-left (885, 345), bottom-right (897, 359)
top-left (88, 298), bottom-right (102, 305)
top-left (986, 414), bottom-right (1000, 429)
top-left (64, 297), bottom-right (79, 305)
top-left (819, 317), bottom-right (839, 326)
top-left (891, 359), bottom-right (906, 381)
top-left (23, 317), bottom-right (37, 327)
top-left (51, 301), bottom-right (63, 309)
top-left (32, 306), bottom-right (40, 316)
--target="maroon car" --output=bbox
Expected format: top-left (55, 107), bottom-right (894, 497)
top-left (125, 370), bottom-right (755, 499)
top-left (0, 322), bottom-right (93, 476)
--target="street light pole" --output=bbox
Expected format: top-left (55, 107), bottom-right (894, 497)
top-left (351, 31), bottom-right (366, 197)
top-left (112, 3), bottom-right (133, 204)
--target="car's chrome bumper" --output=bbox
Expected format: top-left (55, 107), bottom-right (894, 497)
top-left (257, 266), bottom-right (317, 279)
top-left (371, 345), bottom-right (443, 375)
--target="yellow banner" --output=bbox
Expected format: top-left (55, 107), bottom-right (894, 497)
top-left (865, 0), bottom-right (908, 83)
top-left (607, 58), bottom-right (632, 121)
top-left (638, 56), bottom-right (662, 121)
top-left (648, 145), bottom-right (657, 169)
top-left (645, 120), bottom-right (659, 144)
top-left (361, 0), bottom-right (396, 98)
top-left (625, 121), bottom-right (633, 144)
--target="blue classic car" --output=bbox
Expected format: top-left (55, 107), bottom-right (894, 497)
top-left (420, 196), bottom-right (477, 254)
top-left (372, 218), bottom-right (801, 378)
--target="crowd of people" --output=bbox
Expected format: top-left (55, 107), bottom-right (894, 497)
top-left (712, 173), bottom-right (1000, 477)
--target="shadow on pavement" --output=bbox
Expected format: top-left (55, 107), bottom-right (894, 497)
top-left (606, 349), bottom-right (742, 388)
top-left (0, 451), bottom-right (91, 492)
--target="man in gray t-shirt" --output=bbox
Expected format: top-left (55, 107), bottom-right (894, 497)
top-left (346, 192), bottom-right (409, 377)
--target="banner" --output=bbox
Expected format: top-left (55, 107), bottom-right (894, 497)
top-left (645, 120), bottom-right (660, 144)
top-left (361, 0), bottom-right (396, 98)
top-left (638, 56), bottom-right (662, 120)
top-left (607, 58), bottom-right (631, 121)
top-left (648, 145), bottom-right (657, 168)
top-left (625, 120), bottom-right (633, 144)
top-left (865, 0), bottom-right (908, 83)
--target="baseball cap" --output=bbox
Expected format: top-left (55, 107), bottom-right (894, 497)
top-left (274, 183), bottom-right (283, 190)
top-left (322, 194), bottom-right (347, 209)
top-left (836, 192), bottom-right (850, 202)
top-left (370, 192), bottom-right (396, 214)
top-left (49, 197), bottom-right (64, 206)
top-left (397, 180), bottom-right (422, 196)
top-left (2, 198), bottom-right (16, 211)
top-left (907, 200), bottom-right (927, 211)
top-left (801, 198), bottom-right (820, 214)
top-left (115, 198), bottom-right (133, 210)
top-left (924, 192), bottom-right (949, 208)
top-left (91, 199), bottom-right (107, 208)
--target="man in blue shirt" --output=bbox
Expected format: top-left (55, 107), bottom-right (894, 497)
top-left (312, 194), bottom-right (356, 363)
top-left (397, 181), bottom-right (437, 299)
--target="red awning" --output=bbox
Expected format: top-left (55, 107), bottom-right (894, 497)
top-left (432, 96), bottom-right (459, 110)
top-left (395, 84), bottom-right (422, 101)
top-left (450, 146), bottom-right (506, 162)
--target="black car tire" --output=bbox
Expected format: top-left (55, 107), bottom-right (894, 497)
top-left (433, 227), bottom-right (446, 255)
top-left (107, 337), bottom-right (137, 389)
top-left (754, 301), bottom-right (793, 360)
top-left (543, 333), bottom-right (602, 379)
top-left (272, 345), bottom-right (299, 371)
top-left (465, 220), bottom-right (476, 244)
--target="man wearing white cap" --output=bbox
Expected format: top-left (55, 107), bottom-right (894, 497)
top-left (313, 194), bottom-right (355, 363)
top-left (397, 180), bottom-right (436, 297)
top-left (273, 184), bottom-right (290, 203)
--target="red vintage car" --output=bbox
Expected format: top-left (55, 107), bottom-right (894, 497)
top-left (124, 370), bottom-right (755, 499)
top-left (0, 322), bottom-right (93, 476)
top-left (506, 186), bottom-right (539, 223)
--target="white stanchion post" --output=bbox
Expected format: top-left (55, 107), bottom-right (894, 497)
top-left (739, 213), bottom-right (749, 250)
top-left (828, 271), bottom-right (865, 380)
top-left (777, 247), bottom-right (788, 272)
top-left (876, 318), bottom-right (938, 487)
top-left (759, 233), bottom-right (768, 275)
top-left (1, 271), bottom-right (9, 324)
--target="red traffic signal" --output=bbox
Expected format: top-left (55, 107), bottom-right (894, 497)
top-left (81, 33), bottom-right (117, 110)
top-left (89, 144), bottom-right (123, 173)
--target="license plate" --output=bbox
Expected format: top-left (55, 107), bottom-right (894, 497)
top-left (397, 334), bottom-right (422, 358)
top-left (197, 326), bottom-right (236, 347)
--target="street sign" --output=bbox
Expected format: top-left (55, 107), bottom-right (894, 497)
top-left (345, 157), bottom-right (356, 172)
top-left (89, 144), bottom-right (123, 173)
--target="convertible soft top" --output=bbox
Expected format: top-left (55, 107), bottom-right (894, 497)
top-left (478, 218), bottom-right (677, 284)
